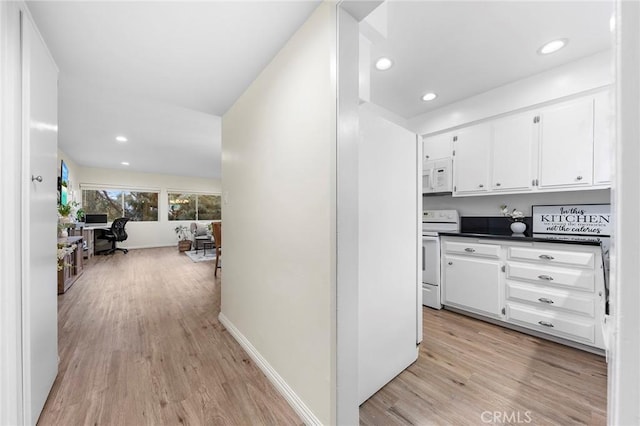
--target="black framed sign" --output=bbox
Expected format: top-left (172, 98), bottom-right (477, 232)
top-left (532, 204), bottom-right (611, 236)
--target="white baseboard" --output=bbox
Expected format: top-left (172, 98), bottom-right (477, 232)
top-left (218, 313), bottom-right (323, 426)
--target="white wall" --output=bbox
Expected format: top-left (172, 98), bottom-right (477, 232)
top-left (424, 189), bottom-right (611, 217)
top-left (76, 165), bottom-right (220, 249)
top-left (409, 51), bottom-right (613, 135)
top-left (220, 2), bottom-right (335, 424)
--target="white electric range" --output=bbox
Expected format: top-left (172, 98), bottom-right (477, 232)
top-left (422, 209), bottom-right (460, 309)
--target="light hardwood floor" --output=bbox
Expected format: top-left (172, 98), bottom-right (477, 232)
top-left (39, 247), bottom-right (302, 425)
top-left (360, 308), bottom-right (607, 426)
top-left (41, 247), bottom-right (607, 425)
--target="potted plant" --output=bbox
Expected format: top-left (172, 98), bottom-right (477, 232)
top-left (500, 204), bottom-right (526, 234)
top-left (174, 225), bottom-right (192, 252)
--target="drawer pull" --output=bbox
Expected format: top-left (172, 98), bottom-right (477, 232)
top-left (538, 274), bottom-right (554, 281)
top-left (538, 297), bottom-right (554, 304)
top-left (538, 321), bottom-right (554, 328)
top-left (538, 254), bottom-right (555, 260)
top-left (464, 248), bottom-right (476, 253)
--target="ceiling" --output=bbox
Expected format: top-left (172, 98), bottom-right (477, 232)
top-left (28, 1), bottom-right (615, 178)
top-left (27, 1), bottom-right (321, 179)
top-left (367, 1), bottom-right (615, 119)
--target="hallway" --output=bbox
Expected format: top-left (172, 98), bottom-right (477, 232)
top-left (40, 247), bottom-right (301, 425)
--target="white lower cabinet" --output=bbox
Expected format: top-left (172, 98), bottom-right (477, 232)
top-left (441, 237), bottom-right (606, 351)
top-left (442, 255), bottom-right (502, 318)
top-left (506, 303), bottom-right (596, 344)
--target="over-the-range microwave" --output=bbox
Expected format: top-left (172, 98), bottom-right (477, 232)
top-left (423, 158), bottom-right (453, 194)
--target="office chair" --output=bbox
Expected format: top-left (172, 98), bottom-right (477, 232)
top-left (100, 217), bottom-right (130, 255)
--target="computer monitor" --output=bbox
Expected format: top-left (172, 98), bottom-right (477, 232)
top-left (85, 213), bottom-right (108, 224)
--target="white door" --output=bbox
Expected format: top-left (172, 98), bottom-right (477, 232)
top-left (453, 123), bottom-right (491, 194)
top-left (423, 132), bottom-right (453, 162)
top-left (538, 97), bottom-right (594, 188)
top-left (358, 105), bottom-right (419, 404)
top-left (491, 112), bottom-right (537, 191)
top-left (22, 12), bottom-right (59, 425)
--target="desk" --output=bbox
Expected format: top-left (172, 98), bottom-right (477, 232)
top-left (58, 236), bottom-right (83, 294)
top-left (71, 223), bottom-right (111, 258)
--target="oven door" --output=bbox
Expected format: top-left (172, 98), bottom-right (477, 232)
top-left (422, 235), bottom-right (442, 309)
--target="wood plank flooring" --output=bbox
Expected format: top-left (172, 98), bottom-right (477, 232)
top-left (39, 247), bottom-right (302, 426)
top-left (40, 246), bottom-right (607, 425)
top-left (360, 308), bottom-right (607, 426)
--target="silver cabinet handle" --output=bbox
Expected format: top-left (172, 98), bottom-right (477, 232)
top-left (532, 179), bottom-right (536, 186)
top-left (448, 261), bottom-right (453, 266)
top-left (31, 175), bottom-right (43, 183)
top-left (538, 297), bottom-right (554, 304)
top-left (576, 175), bottom-right (583, 181)
top-left (538, 275), bottom-right (554, 281)
top-left (464, 248), bottom-right (476, 253)
top-left (538, 254), bottom-right (554, 260)
top-left (425, 155), bottom-right (430, 159)
top-left (478, 184), bottom-right (484, 188)
top-left (422, 246), bottom-right (425, 272)
top-left (538, 321), bottom-right (554, 328)
top-left (495, 182), bottom-right (501, 187)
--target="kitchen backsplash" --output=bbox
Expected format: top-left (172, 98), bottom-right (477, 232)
top-left (461, 216), bottom-right (533, 236)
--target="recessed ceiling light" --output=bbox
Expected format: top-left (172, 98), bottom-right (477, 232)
top-left (375, 57), bottom-right (393, 71)
top-left (422, 92), bottom-right (438, 102)
top-left (121, 161), bottom-right (130, 166)
top-left (116, 136), bottom-right (128, 142)
top-left (537, 39), bottom-right (568, 55)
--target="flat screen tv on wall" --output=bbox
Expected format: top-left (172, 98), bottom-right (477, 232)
top-left (60, 160), bottom-right (69, 206)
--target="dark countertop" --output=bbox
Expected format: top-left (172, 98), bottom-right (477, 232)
top-left (439, 231), bottom-right (602, 246)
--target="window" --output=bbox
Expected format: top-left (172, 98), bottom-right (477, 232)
top-left (168, 193), bottom-right (221, 221)
top-left (82, 189), bottom-right (159, 222)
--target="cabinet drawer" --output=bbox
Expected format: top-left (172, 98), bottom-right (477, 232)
top-left (507, 262), bottom-right (594, 291)
top-left (505, 282), bottom-right (595, 317)
top-left (508, 246), bottom-right (594, 268)
top-left (444, 241), bottom-right (501, 258)
top-left (506, 303), bottom-right (595, 344)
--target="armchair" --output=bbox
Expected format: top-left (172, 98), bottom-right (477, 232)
top-left (190, 222), bottom-right (211, 252)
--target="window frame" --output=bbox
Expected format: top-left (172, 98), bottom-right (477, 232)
top-left (167, 191), bottom-right (221, 221)
top-left (81, 185), bottom-right (160, 222)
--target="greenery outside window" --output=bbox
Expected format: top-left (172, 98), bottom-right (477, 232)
top-left (82, 189), bottom-right (159, 222)
top-left (168, 193), bottom-right (221, 221)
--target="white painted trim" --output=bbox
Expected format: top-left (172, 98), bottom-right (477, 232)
top-left (0, 2), bottom-right (25, 424)
top-left (218, 313), bottom-right (323, 426)
top-left (21, 9), bottom-right (36, 423)
top-left (335, 5), bottom-right (360, 425)
top-left (608, 0), bottom-right (640, 423)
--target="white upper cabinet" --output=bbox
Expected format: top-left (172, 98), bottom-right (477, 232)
top-left (491, 112), bottom-right (537, 191)
top-left (537, 96), bottom-right (594, 188)
top-left (423, 132), bottom-right (453, 162)
top-left (448, 89), bottom-right (611, 197)
top-left (593, 90), bottom-right (612, 184)
top-left (452, 123), bottom-right (491, 194)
